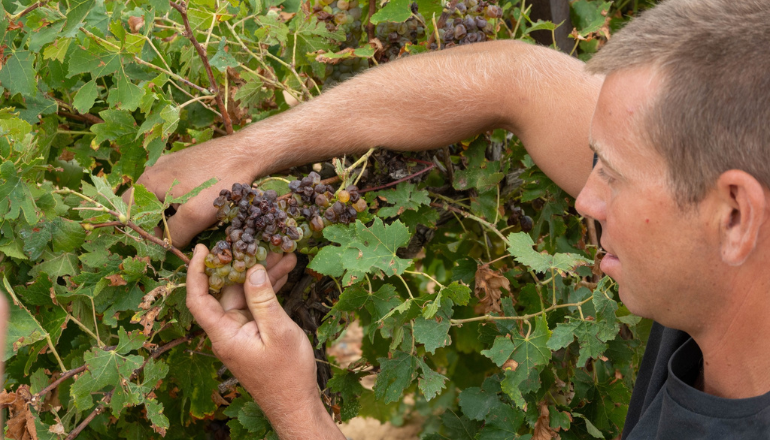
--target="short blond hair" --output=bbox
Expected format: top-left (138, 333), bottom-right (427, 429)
top-left (586, 0), bottom-right (770, 205)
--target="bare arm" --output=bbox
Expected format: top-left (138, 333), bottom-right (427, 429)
top-left (136, 40), bottom-right (601, 246)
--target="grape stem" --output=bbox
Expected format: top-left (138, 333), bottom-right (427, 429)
top-left (429, 202), bottom-right (507, 242)
top-left (169, 1), bottom-right (234, 134)
top-left (449, 297), bottom-right (592, 325)
top-left (359, 163), bottom-right (435, 193)
top-left (58, 188), bottom-right (191, 265)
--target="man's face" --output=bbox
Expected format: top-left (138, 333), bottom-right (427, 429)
top-left (575, 68), bottom-right (723, 331)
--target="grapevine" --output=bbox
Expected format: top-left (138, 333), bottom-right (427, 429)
top-left (0, 0), bottom-right (649, 438)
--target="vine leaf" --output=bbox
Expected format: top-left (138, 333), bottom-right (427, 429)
top-left (0, 50), bottom-right (36, 97)
top-left (413, 317), bottom-right (451, 354)
top-left (478, 404), bottom-right (525, 440)
top-left (507, 232), bottom-right (591, 274)
top-left (70, 347), bottom-right (144, 410)
top-left (168, 349), bottom-right (221, 418)
top-left (328, 369), bottom-right (365, 421)
top-left (374, 351), bottom-right (418, 404)
top-left (310, 219), bottom-right (411, 284)
top-left (0, 161), bottom-right (39, 225)
top-left (417, 358), bottom-right (447, 401)
top-left (453, 138), bottom-right (505, 191)
top-left (370, 0), bottom-right (412, 25)
top-left (458, 379), bottom-right (504, 421)
top-left (374, 182), bottom-right (430, 218)
top-left (481, 317), bottom-right (552, 408)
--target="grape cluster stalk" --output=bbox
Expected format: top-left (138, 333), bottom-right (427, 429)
top-left (433, 0), bottom-right (502, 49)
top-left (205, 172), bottom-right (367, 292)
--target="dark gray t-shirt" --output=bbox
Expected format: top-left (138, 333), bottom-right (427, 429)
top-left (622, 322), bottom-right (770, 439)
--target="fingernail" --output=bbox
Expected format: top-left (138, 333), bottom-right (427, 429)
top-left (192, 245), bottom-right (199, 256)
top-left (249, 267), bottom-right (266, 285)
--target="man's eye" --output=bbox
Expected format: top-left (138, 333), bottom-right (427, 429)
top-left (597, 167), bottom-right (616, 184)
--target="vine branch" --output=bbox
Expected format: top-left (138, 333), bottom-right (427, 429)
top-left (170, 1), bottom-right (234, 134)
top-left (450, 297), bottom-right (592, 326)
top-left (55, 189), bottom-right (191, 264)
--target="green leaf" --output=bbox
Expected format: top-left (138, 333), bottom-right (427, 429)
top-left (453, 138), bottom-right (505, 191)
top-left (43, 38), bottom-right (72, 63)
top-left (30, 251), bottom-right (79, 278)
top-left (440, 411), bottom-right (480, 439)
top-left (413, 317), bottom-right (451, 354)
top-left (71, 348), bottom-right (143, 410)
top-left (416, 358), bottom-right (447, 401)
top-left (91, 110), bottom-right (137, 144)
top-left (73, 80), bottom-right (99, 114)
top-left (234, 72), bottom-right (270, 107)
top-left (51, 217), bottom-right (87, 253)
top-left (116, 327), bottom-right (146, 354)
top-left (484, 317), bottom-right (551, 407)
top-left (19, 222), bottom-right (52, 260)
top-left (2, 280), bottom-right (47, 361)
top-left (547, 320), bottom-right (607, 366)
top-left (107, 71), bottom-right (145, 112)
top-left (443, 282), bottom-right (471, 306)
top-left (373, 351), bottom-right (417, 404)
top-left (0, 159), bottom-right (39, 225)
top-left (458, 386), bottom-right (502, 421)
top-left (168, 177), bottom-right (217, 204)
top-left (370, 0), bottom-right (412, 24)
top-left (374, 182), bottom-right (430, 218)
top-left (238, 402), bottom-right (271, 435)
top-left (209, 39), bottom-right (240, 72)
top-left (507, 232), bottom-right (590, 274)
top-left (168, 349), bottom-right (220, 418)
top-left (67, 40), bottom-right (121, 78)
top-left (476, 404), bottom-right (525, 440)
top-left (345, 218), bottom-right (412, 276)
top-left (62, 0), bottom-right (96, 35)
top-left (0, 50), bottom-right (37, 97)
top-left (327, 369), bottom-right (365, 421)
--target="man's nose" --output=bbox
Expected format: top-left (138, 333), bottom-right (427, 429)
top-left (575, 171), bottom-right (606, 222)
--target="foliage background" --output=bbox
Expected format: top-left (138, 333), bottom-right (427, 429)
top-left (0, 0), bottom-right (656, 438)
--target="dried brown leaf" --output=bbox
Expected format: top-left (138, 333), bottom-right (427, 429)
top-left (474, 267), bottom-right (511, 314)
top-left (533, 401), bottom-right (558, 440)
top-left (106, 274), bottom-right (127, 286)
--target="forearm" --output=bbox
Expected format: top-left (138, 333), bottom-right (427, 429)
top-left (256, 394), bottom-right (345, 440)
top-left (227, 40), bottom-right (600, 196)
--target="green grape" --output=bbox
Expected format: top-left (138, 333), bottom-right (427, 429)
top-left (256, 246), bottom-right (268, 261)
top-left (216, 265), bottom-right (231, 278)
top-left (205, 253), bottom-right (219, 268)
top-left (205, 267), bottom-right (215, 277)
top-left (269, 243), bottom-right (283, 254)
top-left (228, 270), bottom-right (246, 284)
top-left (244, 255), bottom-right (257, 268)
top-left (209, 274), bottom-right (225, 291)
top-left (338, 190), bottom-right (350, 203)
top-left (233, 260), bottom-right (246, 272)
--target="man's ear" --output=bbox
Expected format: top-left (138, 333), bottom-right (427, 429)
top-left (715, 170), bottom-right (768, 266)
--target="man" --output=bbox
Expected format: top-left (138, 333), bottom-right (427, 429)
top-left (133, 0), bottom-right (770, 438)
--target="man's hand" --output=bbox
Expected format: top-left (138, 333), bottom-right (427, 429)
top-left (186, 245), bottom-right (344, 439)
top-left (130, 137), bottom-right (258, 247)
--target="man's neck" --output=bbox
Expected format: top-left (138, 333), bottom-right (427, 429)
top-left (690, 277), bottom-right (770, 399)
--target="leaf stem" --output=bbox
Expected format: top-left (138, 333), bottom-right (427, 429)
top-left (404, 270), bottom-right (444, 289)
top-left (360, 163), bottom-right (435, 194)
top-left (396, 274), bottom-right (414, 299)
top-left (62, 306), bottom-right (104, 347)
top-left (449, 297), bottom-right (592, 326)
top-left (429, 202), bottom-right (507, 242)
top-left (169, 1), bottom-right (233, 134)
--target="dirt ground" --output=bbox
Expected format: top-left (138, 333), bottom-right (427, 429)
top-left (329, 322), bottom-right (424, 440)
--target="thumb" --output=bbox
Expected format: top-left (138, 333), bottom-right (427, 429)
top-left (244, 264), bottom-right (292, 342)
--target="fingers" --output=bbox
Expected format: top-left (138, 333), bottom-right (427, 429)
top-left (186, 244), bottom-right (228, 335)
top-left (166, 201), bottom-right (217, 248)
top-left (242, 264), bottom-right (293, 345)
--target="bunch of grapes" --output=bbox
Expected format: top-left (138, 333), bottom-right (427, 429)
top-left (507, 206), bottom-right (534, 233)
top-left (205, 173), bottom-right (368, 292)
top-left (313, 0), bottom-right (364, 48)
top-left (375, 3), bottom-right (426, 62)
top-left (433, 0), bottom-right (502, 49)
top-left (323, 57), bottom-right (369, 88)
